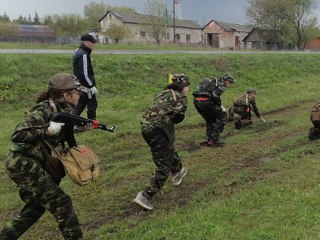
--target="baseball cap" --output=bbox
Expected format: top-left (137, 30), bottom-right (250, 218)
top-left (80, 33), bottom-right (97, 43)
top-left (48, 73), bottom-right (81, 90)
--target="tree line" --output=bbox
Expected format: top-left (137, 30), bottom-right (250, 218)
top-left (0, 2), bottom-right (135, 37)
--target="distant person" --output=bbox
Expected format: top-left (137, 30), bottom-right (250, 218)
top-left (192, 74), bottom-right (234, 147)
top-left (133, 73), bottom-right (190, 210)
top-left (0, 73), bottom-right (83, 239)
top-left (72, 33), bottom-right (98, 120)
top-left (308, 101), bottom-right (320, 140)
top-left (229, 88), bottom-right (265, 129)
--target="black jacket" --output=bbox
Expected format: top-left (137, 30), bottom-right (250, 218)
top-left (72, 44), bottom-right (96, 88)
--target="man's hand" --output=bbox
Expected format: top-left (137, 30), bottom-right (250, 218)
top-left (47, 121), bottom-right (65, 135)
top-left (90, 86), bottom-right (98, 95)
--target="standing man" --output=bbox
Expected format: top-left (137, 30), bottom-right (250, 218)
top-left (72, 33), bottom-right (98, 120)
top-left (193, 74), bottom-right (234, 147)
top-left (231, 88), bottom-right (265, 129)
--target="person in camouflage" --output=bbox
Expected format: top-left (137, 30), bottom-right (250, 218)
top-left (231, 88), bottom-right (265, 129)
top-left (308, 101), bottom-right (320, 140)
top-left (193, 74), bottom-right (234, 147)
top-left (133, 73), bottom-right (190, 210)
top-left (0, 73), bottom-right (83, 240)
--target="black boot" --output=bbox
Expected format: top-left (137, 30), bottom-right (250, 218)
top-left (235, 120), bottom-right (241, 130)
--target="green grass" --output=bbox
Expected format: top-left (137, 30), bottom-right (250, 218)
top-left (1, 53), bottom-right (320, 239)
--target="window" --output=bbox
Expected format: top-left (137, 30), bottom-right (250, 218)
top-left (186, 34), bottom-right (191, 43)
top-left (140, 31), bottom-right (146, 38)
top-left (175, 34), bottom-right (180, 42)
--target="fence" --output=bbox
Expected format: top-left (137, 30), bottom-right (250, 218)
top-left (0, 35), bottom-right (80, 45)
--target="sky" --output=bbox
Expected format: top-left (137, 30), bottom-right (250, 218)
top-left (1, 0), bottom-right (320, 26)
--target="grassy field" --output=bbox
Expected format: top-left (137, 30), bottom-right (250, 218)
top-left (1, 53), bottom-right (320, 239)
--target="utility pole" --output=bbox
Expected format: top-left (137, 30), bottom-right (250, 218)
top-left (173, 0), bottom-right (176, 43)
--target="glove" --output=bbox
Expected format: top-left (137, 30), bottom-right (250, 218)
top-left (90, 86), bottom-right (98, 95)
top-left (47, 121), bottom-right (65, 135)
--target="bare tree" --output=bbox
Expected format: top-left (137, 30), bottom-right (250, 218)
top-left (144, 0), bottom-right (167, 44)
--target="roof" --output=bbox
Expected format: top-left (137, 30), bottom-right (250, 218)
top-left (203, 20), bottom-right (252, 32)
top-left (99, 11), bottom-right (202, 29)
top-left (17, 24), bottom-right (54, 37)
top-left (242, 27), bottom-right (275, 43)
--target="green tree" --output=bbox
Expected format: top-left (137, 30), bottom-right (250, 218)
top-left (83, 1), bottom-right (136, 30)
top-left (43, 14), bottom-right (87, 36)
top-left (104, 22), bottom-right (131, 43)
top-left (291, 0), bottom-right (317, 49)
top-left (246, 0), bottom-right (292, 48)
top-left (0, 12), bottom-right (10, 23)
top-left (27, 14), bottom-right (32, 23)
top-left (246, 0), bottom-right (319, 49)
top-left (301, 17), bottom-right (320, 48)
top-left (0, 22), bottom-right (18, 35)
top-left (144, 0), bottom-right (167, 44)
top-left (14, 15), bottom-right (28, 24)
top-left (33, 12), bottom-right (40, 24)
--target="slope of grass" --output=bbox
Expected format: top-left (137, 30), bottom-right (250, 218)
top-left (0, 53), bottom-right (320, 239)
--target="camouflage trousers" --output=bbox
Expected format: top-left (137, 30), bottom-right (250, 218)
top-left (0, 152), bottom-right (82, 240)
top-left (194, 99), bottom-right (227, 141)
top-left (141, 125), bottom-right (182, 199)
top-left (309, 120), bottom-right (320, 140)
top-left (234, 105), bottom-right (253, 128)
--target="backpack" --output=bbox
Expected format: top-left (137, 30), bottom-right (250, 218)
top-left (193, 77), bottom-right (225, 98)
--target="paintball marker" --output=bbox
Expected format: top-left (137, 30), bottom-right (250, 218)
top-left (50, 112), bottom-right (115, 133)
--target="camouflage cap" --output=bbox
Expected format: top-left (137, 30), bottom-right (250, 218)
top-left (247, 88), bottom-right (256, 94)
top-left (172, 73), bottom-right (190, 86)
top-left (48, 73), bottom-right (81, 90)
top-left (222, 73), bottom-right (234, 82)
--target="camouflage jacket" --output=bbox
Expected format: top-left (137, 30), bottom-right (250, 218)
top-left (310, 101), bottom-right (320, 121)
top-left (10, 99), bottom-right (75, 161)
top-left (234, 93), bottom-right (260, 118)
top-left (192, 77), bottom-right (225, 105)
top-left (141, 89), bottom-right (188, 140)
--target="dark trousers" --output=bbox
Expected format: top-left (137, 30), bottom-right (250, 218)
top-left (72, 93), bottom-right (97, 120)
top-left (0, 154), bottom-right (82, 240)
top-left (141, 125), bottom-right (182, 199)
top-left (194, 99), bottom-right (227, 141)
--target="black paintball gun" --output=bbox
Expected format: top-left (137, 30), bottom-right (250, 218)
top-left (50, 112), bottom-right (115, 133)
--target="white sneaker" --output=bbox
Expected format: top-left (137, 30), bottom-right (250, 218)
top-left (172, 167), bottom-right (187, 186)
top-left (133, 192), bottom-right (153, 210)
